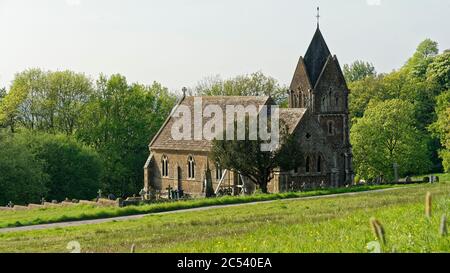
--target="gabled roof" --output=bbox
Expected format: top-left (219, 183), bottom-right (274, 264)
top-left (149, 96), bottom-right (272, 152)
top-left (303, 27), bottom-right (331, 87)
top-left (149, 96), bottom-right (309, 152)
top-left (314, 55), bottom-right (348, 91)
top-left (289, 56), bottom-right (312, 91)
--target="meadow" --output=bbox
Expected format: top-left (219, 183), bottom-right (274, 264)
top-left (0, 181), bottom-right (448, 253)
top-left (0, 184), bottom-right (401, 229)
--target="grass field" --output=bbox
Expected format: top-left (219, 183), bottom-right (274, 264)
top-left (0, 182), bottom-right (448, 253)
top-left (0, 184), bottom-right (402, 229)
top-left (412, 172), bottom-right (450, 182)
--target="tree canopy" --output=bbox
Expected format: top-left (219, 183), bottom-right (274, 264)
top-left (351, 99), bottom-right (431, 181)
top-left (343, 60), bottom-right (377, 83)
top-left (0, 130), bottom-right (49, 205)
top-left (195, 72), bottom-right (288, 107)
top-left (211, 119), bottom-right (303, 193)
top-left (76, 74), bottom-right (176, 196)
top-left (0, 69), bottom-right (176, 202)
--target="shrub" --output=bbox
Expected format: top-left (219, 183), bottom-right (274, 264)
top-left (0, 131), bottom-right (48, 205)
top-left (16, 131), bottom-right (103, 201)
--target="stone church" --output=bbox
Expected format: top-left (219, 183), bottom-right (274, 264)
top-left (143, 25), bottom-right (353, 197)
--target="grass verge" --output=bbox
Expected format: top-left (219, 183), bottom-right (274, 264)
top-left (0, 184), bottom-right (407, 229)
top-left (0, 182), bottom-right (448, 253)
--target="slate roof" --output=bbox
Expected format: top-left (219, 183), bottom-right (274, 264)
top-left (149, 96), bottom-right (307, 152)
top-left (279, 108), bottom-right (307, 134)
top-left (150, 96), bottom-right (270, 152)
top-left (303, 27), bottom-right (331, 87)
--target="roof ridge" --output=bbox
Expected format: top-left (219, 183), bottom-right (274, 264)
top-left (148, 95), bottom-right (186, 148)
top-left (289, 56), bottom-right (312, 91)
top-left (313, 54), bottom-right (334, 90)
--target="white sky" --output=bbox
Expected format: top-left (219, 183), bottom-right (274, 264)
top-left (0, 0), bottom-right (449, 93)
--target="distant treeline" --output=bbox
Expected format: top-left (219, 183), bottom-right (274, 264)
top-left (345, 39), bottom-right (449, 182)
top-left (0, 73), bottom-right (176, 205)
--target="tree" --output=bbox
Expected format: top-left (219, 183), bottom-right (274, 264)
top-left (77, 75), bottom-right (176, 196)
top-left (426, 51), bottom-right (450, 91)
top-left (0, 69), bottom-right (45, 132)
top-left (47, 71), bottom-right (93, 134)
top-left (0, 69), bottom-right (93, 134)
top-left (211, 119), bottom-right (303, 193)
top-left (0, 87), bottom-right (5, 102)
top-left (16, 131), bottom-right (103, 201)
top-left (429, 90), bottom-right (450, 172)
top-left (195, 72), bottom-right (288, 107)
top-left (347, 39), bottom-right (447, 173)
top-left (343, 60), bottom-right (376, 83)
top-left (0, 130), bottom-right (48, 205)
top-left (348, 75), bottom-right (387, 120)
top-left (0, 87), bottom-right (6, 128)
top-left (404, 39), bottom-right (439, 79)
top-left (351, 99), bottom-right (432, 182)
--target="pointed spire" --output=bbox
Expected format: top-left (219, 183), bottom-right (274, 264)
top-left (303, 27), bottom-right (331, 87)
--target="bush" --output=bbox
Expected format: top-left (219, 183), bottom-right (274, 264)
top-left (0, 131), bottom-right (48, 205)
top-left (17, 131), bottom-right (103, 201)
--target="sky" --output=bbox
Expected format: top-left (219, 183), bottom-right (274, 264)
top-left (0, 0), bottom-right (449, 93)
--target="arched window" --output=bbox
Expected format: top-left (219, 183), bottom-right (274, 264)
top-left (328, 121), bottom-right (334, 135)
top-left (335, 93), bottom-right (339, 107)
top-left (187, 156), bottom-right (195, 179)
top-left (215, 164), bottom-right (223, 180)
top-left (305, 156), bottom-right (310, 174)
top-left (317, 155), bottom-right (322, 173)
top-left (328, 90), bottom-right (332, 106)
top-left (161, 155), bottom-right (169, 177)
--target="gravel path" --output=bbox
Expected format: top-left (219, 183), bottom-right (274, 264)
top-left (0, 186), bottom-right (410, 233)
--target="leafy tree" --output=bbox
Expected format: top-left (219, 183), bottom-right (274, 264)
top-left (0, 87), bottom-right (5, 102)
top-left (348, 40), bottom-right (446, 172)
top-left (0, 130), bottom-right (48, 205)
top-left (351, 99), bottom-right (431, 182)
top-left (382, 71), bottom-right (439, 131)
top-left (0, 69), bottom-right (93, 134)
top-left (211, 119), bottom-right (303, 193)
top-left (0, 69), bottom-right (45, 132)
top-left (403, 39), bottom-right (439, 78)
top-left (429, 90), bottom-right (450, 172)
top-left (195, 72), bottom-right (288, 107)
top-left (77, 75), bottom-right (176, 196)
top-left (16, 131), bottom-right (103, 201)
top-left (47, 71), bottom-right (93, 134)
top-left (343, 60), bottom-right (376, 83)
top-left (348, 75), bottom-right (386, 120)
top-left (0, 87), bottom-right (6, 128)
top-left (426, 51), bottom-right (450, 91)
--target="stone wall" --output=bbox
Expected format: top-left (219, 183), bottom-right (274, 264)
top-left (146, 149), bottom-right (239, 197)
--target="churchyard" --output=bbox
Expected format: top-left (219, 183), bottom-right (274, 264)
top-left (0, 180), bottom-right (448, 253)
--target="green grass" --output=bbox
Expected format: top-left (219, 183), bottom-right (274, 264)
top-left (0, 182), bottom-right (448, 253)
top-left (0, 184), bottom-right (402, 229)
top-left (412, 172), bottom-right (450, 182)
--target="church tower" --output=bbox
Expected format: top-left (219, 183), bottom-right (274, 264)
top-left (288, 20), bottom-right (353, 185)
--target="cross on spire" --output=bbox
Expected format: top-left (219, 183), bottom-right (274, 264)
top-left (316, 6), bottom-right (320, 28)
